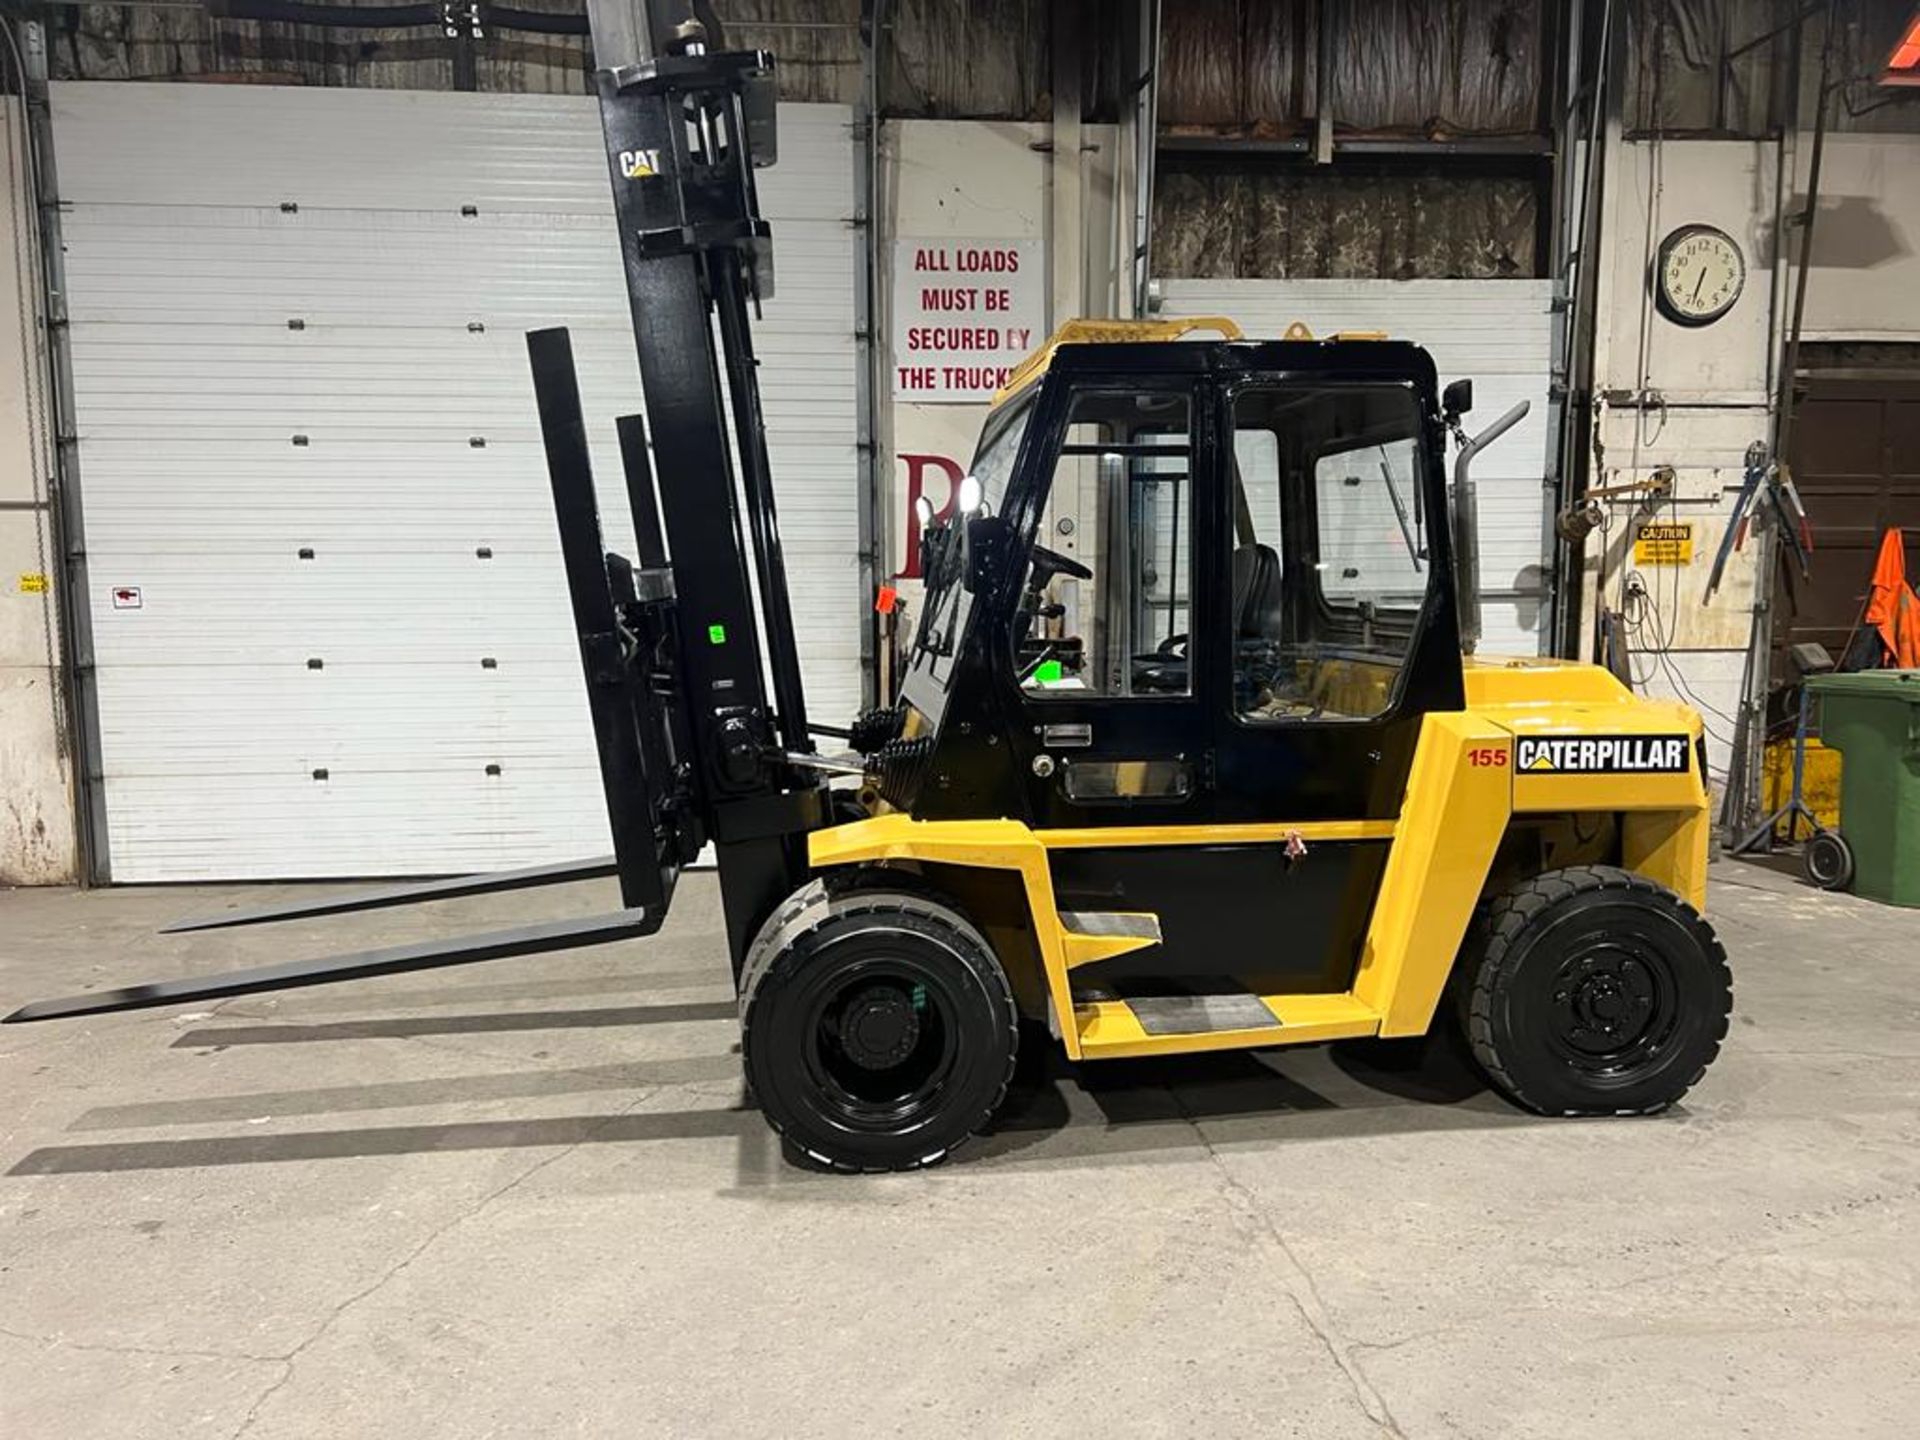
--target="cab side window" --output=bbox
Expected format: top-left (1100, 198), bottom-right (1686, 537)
top-left (1229, 383), bottom-right (1431, 722)
top-left (1316, 435), bottom-right (1425, 610)
top-left (1015, 389), bottom-right (1193, 698)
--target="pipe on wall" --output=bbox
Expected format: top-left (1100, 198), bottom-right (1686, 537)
top-left (1548, 0), bottom-right (1621, 659)
top-left (14, 19), bottom-right (106, 882)
top-left (204, 0), bottom-right (593, 33)
top-left (1128, 0), bottom-right (1158, 315)
top-left (855, 0), bottom-right (884, 705)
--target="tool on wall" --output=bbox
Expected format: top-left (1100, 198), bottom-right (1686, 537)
top-left (1556, 465), bottom-right (1675, 545)
top-left (1703, 442), bottom-right (1815, 602)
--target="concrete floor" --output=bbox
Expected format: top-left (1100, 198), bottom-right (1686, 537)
top-left (1, 858), bottom-right (1917, 1439)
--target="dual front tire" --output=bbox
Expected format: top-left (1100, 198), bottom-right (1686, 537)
top-left (740, 883), bottom-right (1019, 1172)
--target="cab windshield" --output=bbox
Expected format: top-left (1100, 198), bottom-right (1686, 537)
top-left (899, 393), bottom-right (1036, 723)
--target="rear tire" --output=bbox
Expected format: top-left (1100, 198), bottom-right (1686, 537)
top-left (740, 883), bottom-right (1019, 1172)
top-left (1803, 829), bottom-right (1854, 892)
top-left (1458, 866), bottom-right (1731, 1116)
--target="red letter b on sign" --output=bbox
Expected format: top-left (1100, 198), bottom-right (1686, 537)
top-left (896, 452), bottom-right (962, 579)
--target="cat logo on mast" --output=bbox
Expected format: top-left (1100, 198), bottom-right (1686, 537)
top-left (620, 148), bottom-right (662, 180)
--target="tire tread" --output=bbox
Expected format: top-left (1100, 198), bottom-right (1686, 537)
top-left (740, 881), bottom-right (1018, 1173)
top-left (1460, 865), bottom-right (1732, 1116)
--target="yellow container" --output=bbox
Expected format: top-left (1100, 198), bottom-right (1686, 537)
top-left (1762, 736), bottom-right (1841, 835)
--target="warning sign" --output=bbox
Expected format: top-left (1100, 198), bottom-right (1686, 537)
top-left (111, 584), bottom-right (143, 610)
top-left (17, 572), bottom-right (48, 594)
top-left (1634, 521), bottom-right (1694, 565)
top-left (891, 239), bottom-right (1044, 402)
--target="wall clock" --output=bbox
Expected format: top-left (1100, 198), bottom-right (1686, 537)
top-left (1655, 224), bottom-right (1746, 327)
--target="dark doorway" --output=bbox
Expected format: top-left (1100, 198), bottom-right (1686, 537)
top-left (1775, 355), bottom-right (1920, 681)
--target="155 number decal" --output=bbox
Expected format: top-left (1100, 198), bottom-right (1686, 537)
top-left (1467, 746), bottom-right (1509, 768)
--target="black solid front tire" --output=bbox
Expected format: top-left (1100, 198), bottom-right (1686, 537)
top-left (1459, 866), bottom-right (1732, 1116)
top-left (740, 884), bottom-right (1019, 1172)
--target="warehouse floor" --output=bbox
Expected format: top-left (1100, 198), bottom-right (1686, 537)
top-left (2, 859), bottom-right (1917, 1439)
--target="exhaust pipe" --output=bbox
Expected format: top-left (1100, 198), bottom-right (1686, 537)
top-left (1451, 400), bottom-right (1531, 656)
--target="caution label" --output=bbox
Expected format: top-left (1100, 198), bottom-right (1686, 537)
top-left (1633, 521), bottom-right (1694, 565)
top-left (1517, 734), bottom-right (1691, 775)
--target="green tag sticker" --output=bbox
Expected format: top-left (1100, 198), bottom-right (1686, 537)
top-left (708, 624), bottom-right (727, 645)
top-left (1034, 659), bottom-right (1064, 684)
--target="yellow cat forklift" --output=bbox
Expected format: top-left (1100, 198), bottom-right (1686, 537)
top-left (7, 11), bottom-right (1730, 1172)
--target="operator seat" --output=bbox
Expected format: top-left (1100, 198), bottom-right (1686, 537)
top-left (1228, 540), bottom-right (1294, 709)
top-left (1131, 541), bottom-right (1283, 693)
top-left (1232, 542), bottom-right (1283, 641)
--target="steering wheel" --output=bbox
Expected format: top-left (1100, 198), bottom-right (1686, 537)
top-left (1029, 543), bottom-right (1092, 584)
top-left (1265, 699), bottom-right (1325, 721)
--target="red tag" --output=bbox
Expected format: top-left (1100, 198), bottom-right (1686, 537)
top-left (874, 585), bottom-right (899, 615)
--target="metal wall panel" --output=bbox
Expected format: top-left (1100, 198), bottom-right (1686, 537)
top-left (1160, 0), bottom-right (1546, 136)
top-left (54, 82), bottom-right (861, 880)
top-left (1160, 278), bottom-right (1553, 656)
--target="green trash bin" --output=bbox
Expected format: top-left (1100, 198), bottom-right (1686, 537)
top-left (1807, 671), bottom-right (1920, 906)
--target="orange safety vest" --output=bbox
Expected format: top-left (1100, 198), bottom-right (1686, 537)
top-left (1864, 528), bottom-right (1920, 669)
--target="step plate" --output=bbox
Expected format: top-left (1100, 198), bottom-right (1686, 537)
top-left (1126, 993), bottom-right (1278, 1036)
top-left (1060, 911), bottom-right (1160, 940)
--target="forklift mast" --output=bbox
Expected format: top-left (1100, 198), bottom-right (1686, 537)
top-left (4, 1), bottom-right (833, 1024)
top-left (533, 0), bottom-right (830, 962)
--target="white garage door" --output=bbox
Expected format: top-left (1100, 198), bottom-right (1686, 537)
top-left (1159, 279), bottom-right (1553, 656)
top-left (54, 82), bottom-right (862, 882)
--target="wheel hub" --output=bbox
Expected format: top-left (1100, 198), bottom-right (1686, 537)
top-left (1553, 950), bottom-right (1659, 1058)
top-left (837, 983), bottom-right (922, 1071)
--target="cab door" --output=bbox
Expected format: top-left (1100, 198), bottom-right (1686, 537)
top-left (1003, 374), bottom-right (1217, 831)
top-left (1182, 373), bottom-right (1464, 994)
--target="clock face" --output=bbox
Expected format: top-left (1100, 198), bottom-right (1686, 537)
top-left (1657, 225), bottom-right (1746, 326)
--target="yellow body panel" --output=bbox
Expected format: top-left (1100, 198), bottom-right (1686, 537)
top-left (809, 656), bottom-right (1711, 1062)
top-left (1352, 711), bottom-right (1514, 1036)
top-left (1622, 808), bottom-right (1711, 913)
top-left (1465, 654), bottom-right (1710, 912)
top-left (808, 815), bottom-right (1086, 1053)
top-left (1041, 819), bottom-right (1397, 849)
top-left (1460, 653), bottom-right (1633, 705)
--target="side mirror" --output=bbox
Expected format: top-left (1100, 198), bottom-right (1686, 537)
top-left (1442, 378), bottom-right (1473, 424)
top-left (963, 514), bottom-right (1008, 593)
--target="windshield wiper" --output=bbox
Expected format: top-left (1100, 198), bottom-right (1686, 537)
top-left (904, 521), bottom-right (966, 665)
top-left (1378, 448), bottom-right (1424, 571)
